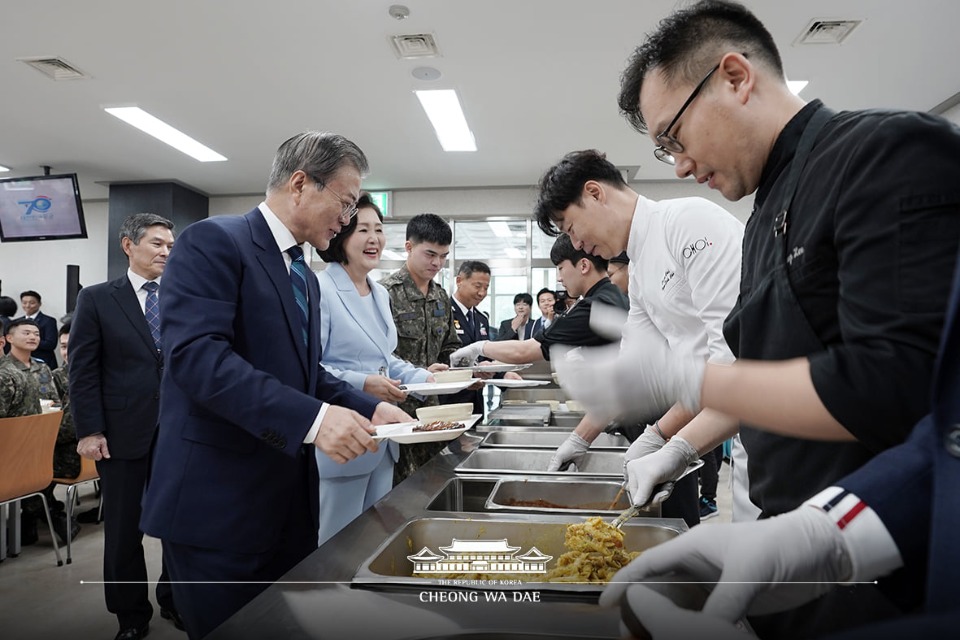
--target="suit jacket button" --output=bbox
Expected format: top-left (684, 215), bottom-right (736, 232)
top-left (945, 426), bottom-right (960, 458)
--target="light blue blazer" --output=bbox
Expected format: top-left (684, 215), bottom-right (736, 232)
top-left (316, 262), bottom-right (430, 478)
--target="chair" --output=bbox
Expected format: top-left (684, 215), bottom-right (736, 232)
top-left (53, 455), bottom-right (100, 564)
top-left (0, 412), bottom-right (64, 566)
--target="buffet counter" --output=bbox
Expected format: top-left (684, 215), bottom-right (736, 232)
top-left (208, 427), bottom-right (681, 640)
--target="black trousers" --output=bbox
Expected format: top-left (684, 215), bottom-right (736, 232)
top-left (98, 456), bottom-right (174, 629)
top-left (660, 472), bottom-right (700, 528)
top-left (699, 445), bottom-right (724, 501)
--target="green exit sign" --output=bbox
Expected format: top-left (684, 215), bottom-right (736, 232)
top-left (367, 191), bottom-right (392, 217)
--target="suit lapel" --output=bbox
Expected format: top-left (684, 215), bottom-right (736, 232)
top-left (330, 264), bottom-right (390, 359)
top-left (111, 277), bottom-right (159, 359)
top-left (248, 210), bottom-right (309, 376)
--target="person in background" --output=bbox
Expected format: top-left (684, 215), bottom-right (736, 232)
top-left (0, 330), bottom-right (36, 418)
top-left (495, 292), bottom-right (535, 340)
top-left (141, 133), bottom-right (409, 639)
top-left (69, 214), bottom-right (181, 640)
top-left (0, 295), bottom-right (17, 352)
top-left (314, 193), bottom-right (437, 545)
top-left (567, 1), bottom-right (960, 637)
top-left (380, 213), bottom-right (461, 484)
top-left (51, 322), bottom-right (80, 479)
top-left (17, 290), bottom-right (58, 370)
top-left (531, 288), bottom-right (556, 338)
top-left (605, 253), bottom-right (630, 295)
top-left (447, 261), bottom-right (495, 415)
top-left (451, 236), bottom-right (625, 369)
top-left (2, 317), bottom-right (70, 545)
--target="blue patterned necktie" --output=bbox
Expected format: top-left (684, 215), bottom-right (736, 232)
top-left (142, 281), bottom-right (161, 350)
top-left (287, 246), bottom-right (310, 346)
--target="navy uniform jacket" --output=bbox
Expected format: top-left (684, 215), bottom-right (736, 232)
top-left (140, 209), bottom-right (379, 555)
top-left (833, 251), bottom-right (960, 636)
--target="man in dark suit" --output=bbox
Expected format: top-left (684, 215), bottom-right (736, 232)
top-left (494, 292), bottom-right (535, 341)
top-left (18, 290), bottom-right (58, 369)
top-left (69, 213), bottom-right (181, 640)
top-left (140, 132), bottom-right (410, 639)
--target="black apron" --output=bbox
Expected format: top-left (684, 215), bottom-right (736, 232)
top-left (725, 105), bottom-right (872, 518)
top-left (725, 105), bottom-right (905, 639)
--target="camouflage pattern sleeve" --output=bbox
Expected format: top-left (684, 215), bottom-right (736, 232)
top-left (0, 361), bottom-right (38, 418)
top-left (437, 291), bottom-right (463, 364)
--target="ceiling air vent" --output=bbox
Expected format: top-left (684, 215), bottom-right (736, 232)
top-left (391, 34), bottom-right (440, 59)
top-left (18, 56), bottom-right (90, 80)
top-left (794, 19), bottom-right (862, 45)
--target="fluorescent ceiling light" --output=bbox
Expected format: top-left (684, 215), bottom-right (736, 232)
top-left (787, 80), bottom-right (809, 96)
top-left (504, 247), bottom-right (524, 258)
top-left (414, 89), bottom-right (477, 152)
top-left (104, 107), bottom-right (227, 162)
top-left (0, 165), bottom-right (10, 172)
top-left (488, 221), bottom-right (513, 237)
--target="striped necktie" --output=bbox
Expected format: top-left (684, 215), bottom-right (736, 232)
top-left (287, 246), bottom-right (309, 346)
top-left (142, 281), bottom-right (161, 350)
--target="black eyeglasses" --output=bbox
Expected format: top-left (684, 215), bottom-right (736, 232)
top-left (317, 182), bottom-right (359, 221)
top-left (653, 63), bottom-right (721, 166)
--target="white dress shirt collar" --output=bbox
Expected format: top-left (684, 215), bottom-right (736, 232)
top-left (259, 201), bottom-right (301, 258)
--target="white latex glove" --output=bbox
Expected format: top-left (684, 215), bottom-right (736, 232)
top-left (623, 423), bottom-right (667, 465)
top-left (550, 340), bottom-right (704, 424)
top-left (617, 585), bottom-right (748, 640)
top-left (546, 433), bottom-right (591, 472)
top-left (599, 506), bottom-right (852, 622)
top-left (625, 436), bottom-right (699, 508)
top-left (450, 340), bottom-right (488, 367)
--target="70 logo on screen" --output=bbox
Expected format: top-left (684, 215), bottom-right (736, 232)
top-left (18, 195), bottom-right (53, 215)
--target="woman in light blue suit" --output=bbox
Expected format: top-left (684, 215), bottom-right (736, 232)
top-left (315, 193), bottom-right (440, 545)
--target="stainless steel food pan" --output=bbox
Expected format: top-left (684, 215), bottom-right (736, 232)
top-left (479, 431), bottom-right (628, 450)
top-left (484, 478), bottom-right (657, 516)
top-left (352, 514), bottom-right (685, 593)
top-left (454, 448), bottom-right (624, 478)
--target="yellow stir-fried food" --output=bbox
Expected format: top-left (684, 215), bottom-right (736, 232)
top-left (542, 516), bottom-right (639, 583)
top-left (421, 517), bottom-right (639, 583)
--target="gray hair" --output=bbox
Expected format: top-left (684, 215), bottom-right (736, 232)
top-left (118, 213), bottom-right (175, 245)
top-left (266, 131), bottom-right (369, 194)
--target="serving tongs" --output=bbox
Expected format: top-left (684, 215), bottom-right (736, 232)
top-left (611, 459), bottom-right (705, 528)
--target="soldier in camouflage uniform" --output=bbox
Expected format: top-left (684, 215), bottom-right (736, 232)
top-left (380, 214), bottom-right (462, 484)
top-left (2, 317), bottom-right (71, 545)
top-left (52, 324), bottom-right (80, 478)
top-left (0, 332), bottom-right (38, 417)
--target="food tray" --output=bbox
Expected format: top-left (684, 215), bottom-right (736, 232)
top-left (352, 514), bottom-right (685, 594)
top-left (454, 448), bottom-right (624, 478)
top-left (484, 478), bottom-right (643, 515)
top-left (479, 431), bottom-right (629, 449)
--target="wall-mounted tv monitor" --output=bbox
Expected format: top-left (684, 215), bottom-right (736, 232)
top-left (0, 173), bottom-right (88, 242)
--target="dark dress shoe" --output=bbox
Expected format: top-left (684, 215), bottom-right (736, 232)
top-left (76, 506), bottom-right (103, 524)
top-left (160, 607), bottom-right (185, 631)
top-left (114, 623), bottom-right (149, 640)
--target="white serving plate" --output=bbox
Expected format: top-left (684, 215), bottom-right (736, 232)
top-left (373, 414), bottom-right (482, 444)
top-left (397, 380), bottom-right (476, 395)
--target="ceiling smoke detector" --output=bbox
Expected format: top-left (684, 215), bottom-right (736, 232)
top-left (794, 19), bottom-right (862, 45)
top-left (18, 56), bottom-right (90, 80)
top-left (391, 34), bottom-right (440, 59)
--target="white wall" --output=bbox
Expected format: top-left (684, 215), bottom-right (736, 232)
top-left (0, 180), bottom-right (750, 324)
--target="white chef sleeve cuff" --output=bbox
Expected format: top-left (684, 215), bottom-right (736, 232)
top-left (804, 486), bottom-right (903, 583)
top-left (303, 403), bottom-right (330, 444)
